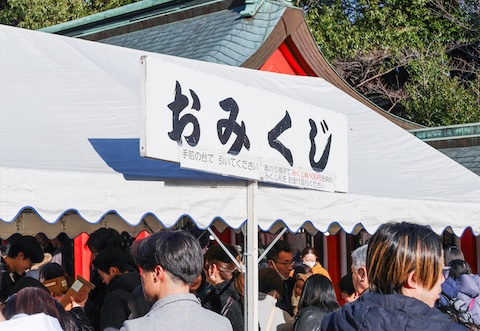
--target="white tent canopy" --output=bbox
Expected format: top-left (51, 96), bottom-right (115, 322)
top-left (1, 24), bottom-right (480, 238)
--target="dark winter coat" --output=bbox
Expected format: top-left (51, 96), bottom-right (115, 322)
top-left (85, 250), bottom-right (138, 331)
top-left (0, 258), bottom-right (21, 302)
top-left (100, 271), bottom-right (141, 330)
top-left (321, 291), bottom-right (467, 331)
top-left (277, 277), bottom-right (295, 317)
top-left (202, 279), bottom-right (244, 331)
top-left (70, 306), bottom-right (94, 331)
top-left (294, 306), bottom-right (327, 331)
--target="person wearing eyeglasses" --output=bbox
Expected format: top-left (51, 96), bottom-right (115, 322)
top-left (267, 240), bottom-right (295, 316)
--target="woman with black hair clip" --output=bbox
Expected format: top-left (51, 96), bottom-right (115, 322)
top-left (293, 274), bottom-right (339, 331)
top-left (202, 244), bottom-right (244, 331)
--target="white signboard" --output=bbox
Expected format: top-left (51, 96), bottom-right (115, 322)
top-left (140, 56), bottom-right (348, 192)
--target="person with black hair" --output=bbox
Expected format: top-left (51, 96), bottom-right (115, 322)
top-left (0, 235), bottom-right (44, 301)
top-left (35, 233), bottom-right (55, 255)
top-left (39, 262), bottom-right (72, 299)
top-left (86, 228), bottom-right (122, 258)
top-left (267, 240), bottom-right (296, 316)
top-left (92, 247), bottom-right (140, 330)
top-left (439, 246), bottom-right (469, 309)
top-left (294, 274), bottom-right (339, 331)
top-left (120, 230), bottom-right (232, 331)
top-left (338, 273), bottom-right (358, 304)
top-left (85, 227), bottom-right (135, 331)
top-left (12, 275), bottom-right (49, 294)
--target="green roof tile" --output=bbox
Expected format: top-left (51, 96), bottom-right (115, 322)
top-left (98, 1), bottom-right (287, 66)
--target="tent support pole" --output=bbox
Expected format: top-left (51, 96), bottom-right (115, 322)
top-left (206, 227), bottom-right (244, 271)
top-left (245, 180), bottom-right (258, 331)
top-left (258, 227), bottom-right (288, 262)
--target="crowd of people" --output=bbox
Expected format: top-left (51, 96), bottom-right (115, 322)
top-left (0, 222), bottom-right (479, 330)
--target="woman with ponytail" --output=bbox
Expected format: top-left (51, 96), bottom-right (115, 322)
top-left (202, 244), bottom-right (244, 331)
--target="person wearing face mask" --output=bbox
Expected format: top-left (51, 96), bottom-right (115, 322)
top-left (267, 240), bottom-right (296, 316)
top-left (299, 247), bottom-right (331, 281)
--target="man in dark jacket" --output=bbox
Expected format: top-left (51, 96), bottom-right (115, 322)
top-left (266, 240), bottom-right (295, 316)
top-left (321, 222), bottom-right (467, 331)
top-left (85, 228), bottom-right (137, 331)
top-left (92, 247), bottom-right (141, 330)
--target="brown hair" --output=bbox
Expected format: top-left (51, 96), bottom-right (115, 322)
top-left (259, 268), bottom-right (283, 297)
top-left (367, 222), bottom-right (443, 294)
top-left (301, 247), bottom-right (318, 257)
top-left (205, 244), bottom-right (245, 301)
top-left (444, 246), bottom-right (465, 265)
top-left (2, 287), bottom-right (75, 331)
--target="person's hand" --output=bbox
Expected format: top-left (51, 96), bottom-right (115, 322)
top-left (70, 295), bottom-right (88, 309)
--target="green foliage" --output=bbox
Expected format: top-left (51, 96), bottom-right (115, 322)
top-left (403, 48), bottom-right (480, 126)
top-left (298, 0), bottom-right (480, 126)
top-left (303, 0), bottom-right (468, 60)
top-left (0, 0), bottom-right (139, 30)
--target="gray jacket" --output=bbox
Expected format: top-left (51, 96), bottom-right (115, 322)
top-left (120, 293), bottom-right (233, 331)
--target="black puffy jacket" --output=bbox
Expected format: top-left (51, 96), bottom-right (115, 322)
top-left (321, 292), bottom-right (468, 331)
top-left (294, 306), bottom-right (327, 331)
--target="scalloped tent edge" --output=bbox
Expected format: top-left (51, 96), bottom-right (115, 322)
top-left (0, 210), bottom-right (374, 239)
